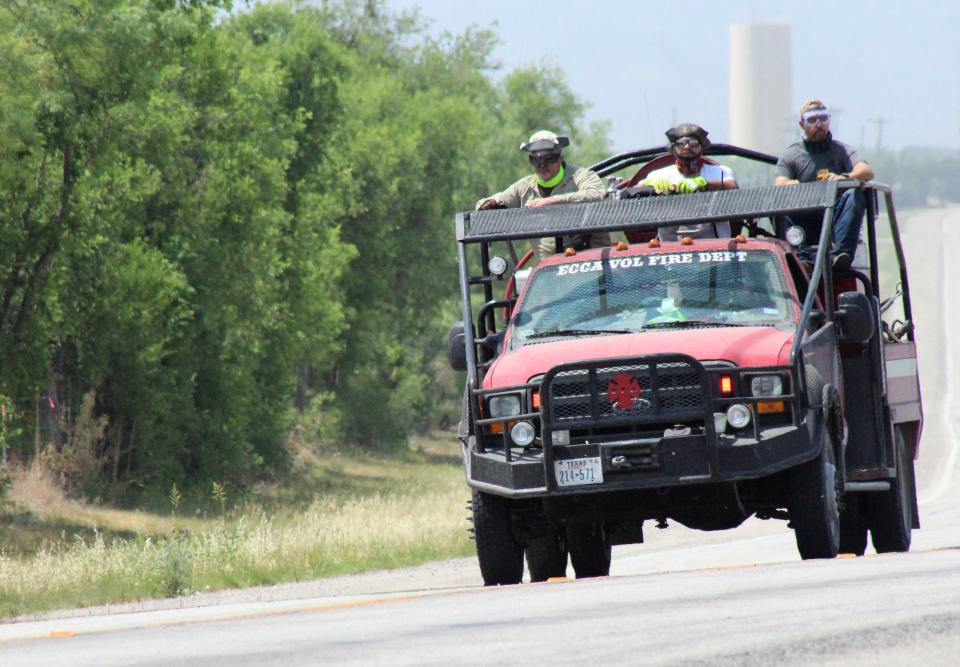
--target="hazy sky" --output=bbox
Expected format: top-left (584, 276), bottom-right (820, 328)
top-left (383, 0), bottom-right (960, 154)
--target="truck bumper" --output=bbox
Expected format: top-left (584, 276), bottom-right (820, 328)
top-left (465, 423), bottom-right (818, 498)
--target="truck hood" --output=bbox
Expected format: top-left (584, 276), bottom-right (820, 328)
top-left (483, 326), bottom-right (795, 388)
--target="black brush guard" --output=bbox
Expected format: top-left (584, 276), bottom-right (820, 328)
top-left (470, 354), bottom-right (809, 496)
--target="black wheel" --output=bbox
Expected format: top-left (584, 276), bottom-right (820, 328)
top-left (471, 490), bottom-right (523, 586)
top-left (566, 523), bottom-right (611, 578)
top-left (838, 492), bottom-right (868, 556)
top-left (525, 531), bottom-right (568, 582)
top-left (865, 426), bottom-right (915, 553)
top-left (789, 431), bottom-right (840, 559)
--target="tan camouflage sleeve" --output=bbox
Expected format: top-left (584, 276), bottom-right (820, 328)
top-left (475, 177), bottom-right (526, 209)
top-left (549, 167), bottom-right (606, 204)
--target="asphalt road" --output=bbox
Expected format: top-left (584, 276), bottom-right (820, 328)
top-left (1, 207), bottom-right (958, 666)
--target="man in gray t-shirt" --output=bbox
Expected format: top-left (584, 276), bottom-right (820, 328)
top-left (775, 99), bottom-right (874, 270)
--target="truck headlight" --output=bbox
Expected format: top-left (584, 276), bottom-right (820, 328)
top-left (750, 375), bottom-right (783, 397)
top-left (785, 226), bottom-right (806, 247)
top-left (488, 394), bottom-right (522, 418)
top-left (510, 421), bottom-right (536, 446)
top-left (488, 256), bottom-right (508, 277)
top-left (726, 403), bottom-right (752, 429)
top-left (750, 375), bottom-right (787, 414)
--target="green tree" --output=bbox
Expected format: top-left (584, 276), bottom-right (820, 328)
top-left (0, 0), bottom-right (614, 494)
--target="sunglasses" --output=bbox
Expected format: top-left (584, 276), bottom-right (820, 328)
top-left (529, 153), bottom-right (561, 167)
top-left (802, 114), bottom-right (831, 126)
top-left (673, 138), bottom-right (701, 147)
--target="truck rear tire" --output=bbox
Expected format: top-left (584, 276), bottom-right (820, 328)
top-left (472, 490), bottom-right (524, 586)
top-left (789, 431), bottom-right (840, 559)
top-left (566, 523), bottom-right (611, 578)
top-left (839, 493), bottom-right (868, 556)
top-left (865, 426), bottom-right (915, 553)
top-left (525, 531), bottom-right (568, 582)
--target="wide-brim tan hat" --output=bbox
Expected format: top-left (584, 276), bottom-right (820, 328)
top-left (520, 130), bottom-right (570, 153)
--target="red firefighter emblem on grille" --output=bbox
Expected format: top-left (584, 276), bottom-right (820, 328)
top-left (607, 372), bottom-right (642, 409)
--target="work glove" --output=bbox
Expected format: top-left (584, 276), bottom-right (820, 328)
top-left (676, 176), bottom-right (708, 193)
top-left (648, 178), bottom-right (674, 195)
top-left (477, 198), bottom-right (506, 210)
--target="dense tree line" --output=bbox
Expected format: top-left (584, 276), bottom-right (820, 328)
top-left (0, 0), bottom-right (609, 497)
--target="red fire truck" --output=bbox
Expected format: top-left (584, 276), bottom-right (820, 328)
top-left (449, 145), bottom-right (922, 585)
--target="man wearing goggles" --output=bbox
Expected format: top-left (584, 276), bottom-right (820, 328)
top-left (775, 99), bottom-right (875, 270)
top-left (476, 130), bottom-right (608, 258)
top-left (639, 123), bottom-right (739, 241)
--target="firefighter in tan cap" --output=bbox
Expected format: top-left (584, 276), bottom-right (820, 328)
top-left (476, 130), bottom-right (608, 258)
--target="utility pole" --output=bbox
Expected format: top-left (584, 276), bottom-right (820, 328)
top-left (869, 117), bottom-right (891, 152)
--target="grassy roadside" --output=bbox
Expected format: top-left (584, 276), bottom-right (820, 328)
top-left (0, 432), bottom-right (474, 619)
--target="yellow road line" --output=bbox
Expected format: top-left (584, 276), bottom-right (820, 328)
top-left (2, 588), bottom-right (477, 645)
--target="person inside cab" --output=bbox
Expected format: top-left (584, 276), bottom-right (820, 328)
top-left (476, 130), bottom-right (608, 259)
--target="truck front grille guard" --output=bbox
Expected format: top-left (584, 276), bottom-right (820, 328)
top-left (472, 356), bottom-right (800, 464)
top-left (471, 381), bottom-right (540, 462)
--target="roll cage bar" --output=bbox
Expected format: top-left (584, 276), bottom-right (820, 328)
top-left (589, 143), bottom-right (778, 177)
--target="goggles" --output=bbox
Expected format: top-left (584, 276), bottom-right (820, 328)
top-left (673, 137), bottom-right (701, 148)
top-left (801, 110), bottom-right (831, 126)
top-left (529, 153), bottom-right (561, 167)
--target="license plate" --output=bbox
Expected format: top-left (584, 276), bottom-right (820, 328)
top-left (555, 457), bottom-right (603, 488)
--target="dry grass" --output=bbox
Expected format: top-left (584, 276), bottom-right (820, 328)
top-left (0, 431), bottom-right (473, 618)
top-left (7, 462), bottom-right (68, 516)
top-left (4, 461), bottom-right (204, 543)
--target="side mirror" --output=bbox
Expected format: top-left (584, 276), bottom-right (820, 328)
top-left (478, 330), bottom-right (505, 357)
top-left (836, 292), bottom-right (875, 344)
top-left (447, 321), bottom-right (467, 371)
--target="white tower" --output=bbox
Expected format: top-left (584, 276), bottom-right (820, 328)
top-left (729, 24), bottom-right (792, 155)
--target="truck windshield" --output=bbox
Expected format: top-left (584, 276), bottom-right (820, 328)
top-left (510, 249), bottom-right (796, 347)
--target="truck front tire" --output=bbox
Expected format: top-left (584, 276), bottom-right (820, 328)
top-left (525, 531), bottom-right (568, 582)
top-left (472, 490), bottom-right (524, 586)
top-left (789, 430), bottom-right (841, 559)
top-left (567, 523), bottom-right (612, 578)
